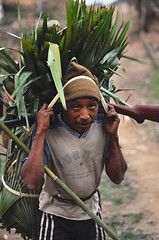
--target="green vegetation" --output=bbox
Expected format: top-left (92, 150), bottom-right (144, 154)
top-left (0, 0), bottom-right (131, 128)
top-left (105, 213), bottom-right (156, 240)
top-left (99, 173), bottom-right (136, 208)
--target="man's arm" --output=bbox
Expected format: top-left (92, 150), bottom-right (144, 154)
top-left (104, 104), bottom-right (127, 184)
top-left (21, 104), bottom-right (54, 190)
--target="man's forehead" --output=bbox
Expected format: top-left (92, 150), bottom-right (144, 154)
top-left (67, 97), bottom-right (98, 103)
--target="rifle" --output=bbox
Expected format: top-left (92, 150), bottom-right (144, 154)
top-left (2, 104), bottom-right (159, 129)
top-left (110, 103), bottom-right (159, 124)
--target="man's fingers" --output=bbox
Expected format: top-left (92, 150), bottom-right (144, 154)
top-left (45, 107), bottom-right (53, 112)
top-left (42, 110), bottom-right (54, 117)
top-left (105, 104), bottom-right (120, 123)
top-left (38, 105), bottom-right (54, 120)
top-left (39, 104), bottom-right (54, 115)
top-left (107, 103), bottom-right (114, 110)
top-left (40, 103), bottom-right (48, 111)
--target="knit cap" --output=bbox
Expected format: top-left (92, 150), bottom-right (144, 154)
top-left (62, 61), bottom-right (101, 101)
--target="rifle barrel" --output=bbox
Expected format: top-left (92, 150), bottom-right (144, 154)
top-left (101, 103), bottom-right (159, 124)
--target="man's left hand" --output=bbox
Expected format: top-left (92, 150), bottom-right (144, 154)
top-left (103, 104), bottom-right (120, 136)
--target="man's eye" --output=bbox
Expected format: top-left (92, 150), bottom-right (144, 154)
top-left (73, 105), bottom-right (80, 110)
top-left (89, 104), bottom-right (97, 110)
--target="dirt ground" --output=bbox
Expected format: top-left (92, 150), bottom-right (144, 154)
top-left (121, 58), bottom-right (159, 237)
top-left (0, 1), bottom-right (159, 239)
top-left (107, 4), bottom-right (159, 237)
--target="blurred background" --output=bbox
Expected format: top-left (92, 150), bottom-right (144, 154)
top-left (0, 0), bottom-right (159, 239)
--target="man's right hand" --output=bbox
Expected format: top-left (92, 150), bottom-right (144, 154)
top-left (37, 104), bottom-right (55, 132)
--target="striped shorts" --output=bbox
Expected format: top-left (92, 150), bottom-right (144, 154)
top-left (36, 210), bottom-right (106, 240)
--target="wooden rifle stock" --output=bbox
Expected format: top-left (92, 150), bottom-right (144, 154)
top-left (1, 104), bottom-right (159, 129)
top-left (109, 104), bottom-right (159, 123)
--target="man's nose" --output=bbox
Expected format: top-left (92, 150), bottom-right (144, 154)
top-left (80, 108), bottom-right (89, 120)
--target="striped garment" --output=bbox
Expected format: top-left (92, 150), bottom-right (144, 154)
top-left (37, 208), bottom-right (106, 240)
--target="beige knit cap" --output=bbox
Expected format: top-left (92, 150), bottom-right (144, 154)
top-left (62, 61), bottom-right (101, 101)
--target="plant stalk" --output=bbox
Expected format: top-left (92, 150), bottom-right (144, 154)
top-left (0, 120), bottom-right (121, 240)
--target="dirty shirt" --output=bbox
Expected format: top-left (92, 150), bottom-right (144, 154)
top-left (23, 113), bottom-right (109, 220)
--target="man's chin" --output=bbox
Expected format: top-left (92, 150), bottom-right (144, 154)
top-left (76, 124), bottom-right (91, 133)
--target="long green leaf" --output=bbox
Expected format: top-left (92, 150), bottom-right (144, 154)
top-left (0, 74), bottom-right (15, 78)
top-left (47, 43), bottom-right (66, 109)
top-left (35, 12), bottom-right (42, 42)
top-left (115, 20), bottom-right (131, 46)
top-left (0, 47), bottom-right (19, 71)
top-left (64, 1), bottom-right (73, 50)
top-left (12, 71), bottom-right (32, 98)
top-left (82, 9), bottom-right (114, 58)
top-left (100, 86), bottom-right (130, 106)
top-left (0, 62), bottom-right (16, 74)
top-left (108, 67), bottom-right (126, 79)
top-left (17, 0), bottom-right (23, 39)
top-left (123, 55), bottom-right (144, 63)
top-left (7, 32), bottom-right (20, 40)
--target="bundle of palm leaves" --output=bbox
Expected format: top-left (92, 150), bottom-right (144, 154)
top-left (0, 0), bottom-right (131, 239)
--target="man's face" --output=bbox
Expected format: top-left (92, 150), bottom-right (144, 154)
top-left (62, 98), bottom-right (99, 134)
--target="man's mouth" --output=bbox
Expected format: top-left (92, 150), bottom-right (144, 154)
top-left (76, 122), bottom-right (92, 129)
top-left (77, 121), bottom-right (91, 126)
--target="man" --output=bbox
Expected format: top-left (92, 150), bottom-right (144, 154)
top-left (21, 62), bottom-right (127, 240)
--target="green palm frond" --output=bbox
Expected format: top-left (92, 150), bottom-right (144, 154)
top-left (0, 183), bottom-right (20, 217)
top-left (1, 0), bottom-right (131, 122)
top-left (0, 129), bottom-right (42, 239)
